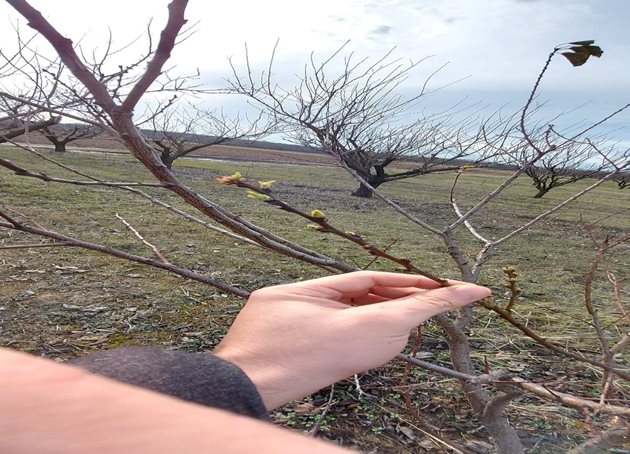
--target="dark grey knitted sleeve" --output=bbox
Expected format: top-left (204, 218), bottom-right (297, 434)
top-left (67, 346), bottom-right (268, 420)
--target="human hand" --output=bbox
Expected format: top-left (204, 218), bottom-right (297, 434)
top-left (214, 271), bottom-right (490, 409)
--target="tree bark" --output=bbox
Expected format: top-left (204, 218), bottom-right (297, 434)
top-left (351, 176), bottom-right (385, 198)
top-left (53, 141), bottom-right (67, 153)
top-left (351, 183), bottom-right (374, 198)
top-left (533, 187), bottom-right (550, 198)
top-left (159, 149), bottom-right (174, 169)
top-left (439, 317), bottom-right (525, 454)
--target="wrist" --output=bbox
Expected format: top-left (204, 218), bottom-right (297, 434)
top-left (213, 346), bottom-right (313, 410)
top-left (213, 346), bottom-right (286, 410)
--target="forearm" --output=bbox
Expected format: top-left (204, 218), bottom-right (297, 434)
top-left (0, 348), bottom-right (350, 454)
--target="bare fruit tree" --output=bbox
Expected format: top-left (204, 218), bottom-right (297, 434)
top-left (40, 123), bottom-right (99, 153)
top-left (141, 100), bottom-right (267, 169)
top-left (0, 2), bottom-right (629, 453)
top-left (0, 88), bottom-right (62, 142)
top-left (496, 123), bottom-right (626, 198)
top-left (229, 44), bottom-right (499, 198)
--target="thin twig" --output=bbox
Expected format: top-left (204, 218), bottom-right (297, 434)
top-left (362, 238), bottom-right (399, 270)
top-left (449, 169), bottom-right (490, 244)
top-left (583, 234), bottom-right (616, 402)
top-left (610, 334), bottom-right (629, 355)
top-left (0, 213), bottom-right (249, 298)
top-left (2, 205), bottom-right (45, 229)
top-left (396, 354), bottom-right (507, 384)
top-left (607, 269), bottom-right (629, 325)
top-left (0, 156), bottom-right (171, 188)
top-left (128, 188), bottom-right (261, 247)
top-left (507, 377), bottom-right (630, 416)
top-left (600, 374), bottom-right (615, 406)
top-left (502, 267), bottom-right (521, 313)
top-left (0, 241), bottom-right (72, 249)
top-left (477, 299), bottom-right (630, 381)
top-left (309, 384), bottom-right (335, 437)
top-left (337, 160), bottom-right (443, 235)
top-left (493, 169), bottom-right (627, 246)
top-left (446, 151), bottom-right (550, 232)
top-left (353, 374), bottom-right (368, 398)
top-left (115, 213), bottom-right (170, 264)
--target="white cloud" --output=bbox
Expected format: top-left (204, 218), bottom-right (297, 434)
top-left (2, 0), bottom-right (628, 137)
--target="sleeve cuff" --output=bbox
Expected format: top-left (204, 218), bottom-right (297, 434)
top-left (68, 346), bottom-right (268, 420)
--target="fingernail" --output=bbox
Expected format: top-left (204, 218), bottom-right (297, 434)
top-left (453, 284), bottom-right (491, 301)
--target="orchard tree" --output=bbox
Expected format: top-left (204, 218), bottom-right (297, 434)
top-left (40, 123), bottom-right (99, 153)
top-left (500, 129), bottom-right (623, 198)
top-left (0, 98), bottom-right (62, 142)
top-left (229, 45), bottom-right (497, 198)
top-left (142, 100), bottom-right (267, 169)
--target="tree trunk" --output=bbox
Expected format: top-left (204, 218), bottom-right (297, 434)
top-left (351, 177), bottom-right (385, 198)
top-left (441, 232), bottom-right (525, 453)
top-left (533, 187), bottom-right (550, 198)
top-left (54, 141), bottom-right (67, 153)
top-left (440, 317), bottom-right (525, 454)
top-left (160, 150), bottom-right (174, 169)
top-left (351, 183), bottom-right (374, 198)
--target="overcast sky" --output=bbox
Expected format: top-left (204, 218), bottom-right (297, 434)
top-left (3, 0), bottom-right (629, 138)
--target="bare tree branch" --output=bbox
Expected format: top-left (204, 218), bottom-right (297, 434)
top-left (507, 377), bottom-right (630, 416)
top-left (0, 155), bottom-right (170, 187)
top-left (115, 213), bottom-right (170, 264)
top-left (0, 115), bottom-right (60, 143)
top-left (0, 209), bottom-right (250, 297)
top-left (121, 0), bottom-right (188, 111)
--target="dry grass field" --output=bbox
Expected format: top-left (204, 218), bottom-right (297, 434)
top-left (17, 133), bottom-right (338, 166)
top-left (1, 144), bottom-right (628, 453)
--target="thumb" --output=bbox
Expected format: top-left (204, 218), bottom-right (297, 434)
top-left (366, 284), bottom-right (491, 330)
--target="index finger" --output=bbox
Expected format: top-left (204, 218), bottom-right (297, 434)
top-left (292, 271), bottom-right (444, 299)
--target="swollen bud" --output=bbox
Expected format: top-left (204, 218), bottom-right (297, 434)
top-left (246, 189), bottom-right (271, 202)
top-left (216, 171), bottom-right (244, 184)
top-left (258, 180), bottom-right (275, 189)
top-left (306, 223), bottom-right (324, 231)
top-left (310, 209), bottom-right (326, 219)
